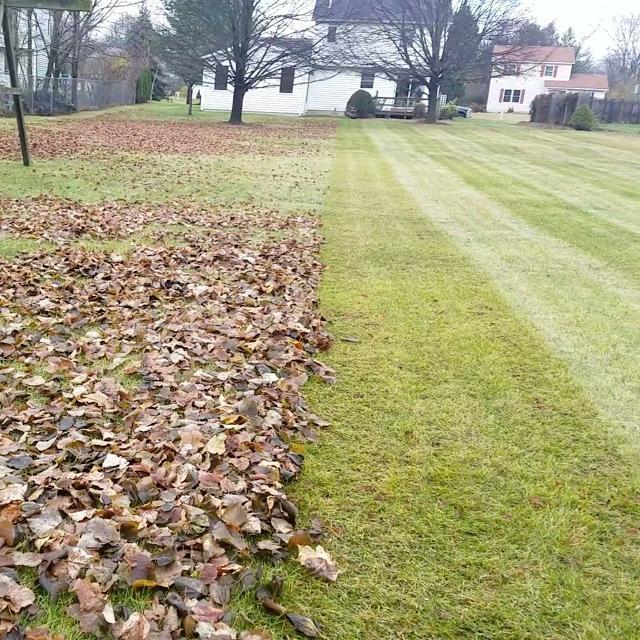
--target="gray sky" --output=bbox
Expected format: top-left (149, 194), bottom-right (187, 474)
top-left (527, 0), bottom-right (637, 57)
top-left (143, 0), bottom-right (635, 60)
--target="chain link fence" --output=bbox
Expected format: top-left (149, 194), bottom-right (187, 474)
top-left (1, 76), bottom-right (136, 115)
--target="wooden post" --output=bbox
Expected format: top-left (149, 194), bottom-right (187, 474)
top-left (2, 4), bottom-right (30, 166)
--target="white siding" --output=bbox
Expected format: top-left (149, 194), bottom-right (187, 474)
top-left (304, 69), bottom-right (396, 115)
top-left (550, 64), bottom-right (572, 81)
top-left (201, 68), bottom-right (309, 116)
top-left (312, 23), bottom-right (403, 67)
top-left (0, 9), bottom-right (49, 86)
top-left (201, 67), bottom-right (422, 117)
top-left (487, 75), bottom-right (543, 113)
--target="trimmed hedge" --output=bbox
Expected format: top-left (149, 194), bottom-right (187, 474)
top-left (346, 90), bottom-right (375, 118)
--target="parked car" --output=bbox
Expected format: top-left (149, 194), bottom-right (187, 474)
top-left (456, 106), bottom-right (472, 118)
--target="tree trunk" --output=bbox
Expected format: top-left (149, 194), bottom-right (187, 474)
top-left (426, 79), bottom-right (440, 123)
top-left (71, 13), bottom-right (80, 111)
top-left (187, 84), bottom-right (193, 116)
top-left (26, 10), bottom-right (33, 88)
top-left (229, 84), bottom-right (246, 124)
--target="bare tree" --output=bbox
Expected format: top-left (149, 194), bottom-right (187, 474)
top-left (606, 13), bottom-right (640, 90)
top-left (155, 29), bottom-right (203, 114)
top-left (160, 0), bottom-right (341, 124)
top-left (559, 27), bottom-right (594, 74)
top-left (29, 0), bottom-right (125, 96)
top-left (346, 0), bottom-right (522, 122)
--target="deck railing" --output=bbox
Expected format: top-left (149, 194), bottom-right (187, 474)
top-left (374, 96), bottom-right (420, 113)
top-left (373, 94), bottom-right (447, 119)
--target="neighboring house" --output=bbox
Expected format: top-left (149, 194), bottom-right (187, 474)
top-left (0, 10), bottom-right (50, 88)
top-left (200, 0), bottom-right (434, 116)
top-left (487, 45), bottom-right (609, 113)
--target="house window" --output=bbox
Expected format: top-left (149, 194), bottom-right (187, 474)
top-left (280, 67), bottom-right (295, 93)
top-left (501, 89), bottom-right (523, 103)
top-left (214, 64), bottom-right (228, 90)
top-left (543, 65), bottom-right (556, 77)
top-left (360, 71), bottom-right (375, 89)
top-left (505, 63), bottom-right (518, 75)
top-left (327, 26), bottom-right (337, 42)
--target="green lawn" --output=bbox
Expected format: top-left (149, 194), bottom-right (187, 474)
top-left (233, 118), bottom-right (640, 639)
top-left (3, 106), bottom-right (640, 639)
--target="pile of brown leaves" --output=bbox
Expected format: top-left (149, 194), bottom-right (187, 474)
top-left (0, 198), bottom-right (338, 639)
top-left (0, 197), bottom-right (299, 242)
top-left (0, 119), bottom-right (335, 160)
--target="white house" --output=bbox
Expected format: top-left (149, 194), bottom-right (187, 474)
top-left (200, 0), bottom-right (433, 117)
top-left (487, 45), bottom-right (609, 114)
top-left (1, 9), bottom-right (50, 90)
top-left (200, 64), bottom-right (402, 117)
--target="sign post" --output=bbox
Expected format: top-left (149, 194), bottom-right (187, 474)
top-left (2, 0), bottom-right (30, 166)
top-left (0, 0), bottom-right (92, 166)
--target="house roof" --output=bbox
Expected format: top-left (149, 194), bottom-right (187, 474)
top-left (493, 45), bottom-right (576, 64)
top-left (546, 74), bottom-right (609, 91)
top-left (313, 0), bottom-right (399, 21)
top-left (202, 37), bottom-right (312, 60)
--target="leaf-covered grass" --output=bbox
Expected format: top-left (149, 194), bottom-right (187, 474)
top-left (0, 154), bottom-right (328, 212)
top-left (1, 103), bottom-right (335, 638)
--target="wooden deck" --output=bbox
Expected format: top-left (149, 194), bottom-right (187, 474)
top-left (374, 96), bottom-right (420, 118)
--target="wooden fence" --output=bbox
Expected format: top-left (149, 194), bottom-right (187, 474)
top-left (531, 93), bottom-right (640, 126)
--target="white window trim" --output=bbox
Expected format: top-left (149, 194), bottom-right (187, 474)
top-left (544, 65), bottom-right (556, 77)
top-left (502, 89), bottom-right (522, 104)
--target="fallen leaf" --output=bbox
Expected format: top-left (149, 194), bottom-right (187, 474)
top-left (297, 545), bottom-right (340, 582)
top-left (103, 453), bottom-right (129, 469)
top-left (286, 613), bottom-right (320, 638)
top-left (239, 631), bottom-right (272, 640)
top-left (0, 574), bottom-right (35, 612)
top-left (28, 509), bottom-right (62, 537)
top-left (205, 434), bottom-right (227, 456)
top-left (116, 612), bottom-right (150, 640)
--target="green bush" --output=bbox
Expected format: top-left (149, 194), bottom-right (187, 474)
top-left (346, 90), bottom-right (375, 118)
top-left (136, 68), bottom-right (153, 103)
top-left (569, 105), bottom-right (597, 131)
top-left (439, 103), bottom-right (457, 120)
top-left (413, 102), bottom-right (426, 119)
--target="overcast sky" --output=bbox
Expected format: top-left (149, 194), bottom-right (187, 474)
top-left (526, 0), bottom-right (636, 57)
top-left (144, 0), bottom-right (636, 60)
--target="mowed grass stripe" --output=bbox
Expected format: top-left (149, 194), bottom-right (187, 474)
top-left (461, 122), bottom-right (640, 186)
top-left (373, 122), bottom-right (640, 432)
top-left (472, 118), bottom-right (640, 167)
top-left (239, 120), bottom-right (640, 639)
top-left (398, 125), bottom-right (640, 282)
top-left (446, 124), bottom-right (640, 207)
